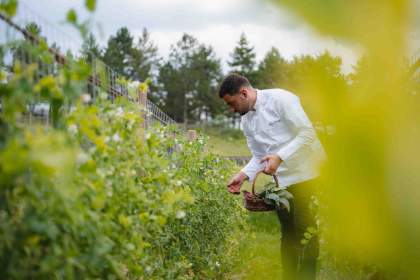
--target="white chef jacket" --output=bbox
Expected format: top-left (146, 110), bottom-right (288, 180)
top-left (240, 88), bottom-right (327, 187)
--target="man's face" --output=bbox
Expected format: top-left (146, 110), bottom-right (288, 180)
top-left (222, 88), bottom-right (251, 116)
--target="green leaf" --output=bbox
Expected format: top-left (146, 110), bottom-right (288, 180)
top-left (85, 0), bottom-right (96, 12)
top-left (263, 198), bottom-right (275, 205)
top-left (267, 193), bottom-right (281, 202)
top-left (278, 197), bottom-right (290, 212)
top-left (307, 227), bottom-right (317, 234)
top-left (66, 9), bottom-right (77, 24)
top-left (278, 190), bottom-right (293, 200)
top-left (0, 0), bottom-right (18, 17)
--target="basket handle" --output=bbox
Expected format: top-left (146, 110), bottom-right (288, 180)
top-left (251, 170), bottom-right (279, 195)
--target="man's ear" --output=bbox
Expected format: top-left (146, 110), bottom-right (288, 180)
top-left (239, 87), bottom-right (247, 98)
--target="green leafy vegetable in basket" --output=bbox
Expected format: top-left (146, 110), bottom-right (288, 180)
top-left (258, 181), bottom-right (293, 212)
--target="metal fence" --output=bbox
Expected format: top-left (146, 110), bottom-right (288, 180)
top-left (0, 3), bottom-right (175, 128)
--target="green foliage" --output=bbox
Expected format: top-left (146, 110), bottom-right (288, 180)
top-left (228, 32), bottom-right (257, 84)
top-left (131, 28), bottom-right (160, 83)
top-left (85, 0), bottom-right (96, 12)
top-left (0, 19), bottom-right (245, 280)
top-left (258, 182), bottom-right (293, 212)
top-left (80, 32), bottom-right (102, 61)
top-left (66, 9), bottom-right (78, 24)
top-left (269, 1), bottom-right (419, 278)
top-left (102, 27), bottom-right (135, 77)
top-left (0, 0), bottom-right (18, 17)
top-left (256, 47), bottom-right (289, 89)
top-left (158, 33), bottom-right (223, 123)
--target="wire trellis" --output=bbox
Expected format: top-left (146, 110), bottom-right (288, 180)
top-left (0, 4), bottom-right (175, 129)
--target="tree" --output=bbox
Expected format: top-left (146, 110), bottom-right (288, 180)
top-left (130, 28), bottom-right (160, 82)
top-left (190, 44), bottom-right (224, 121)
top-left (226, 33), bottom-right (258, 128)
top-left (130, 28), bottom-right (161, 103)
top-left (80, 32), bottom-right (102, 62)
top-left (12, 22), bottom-right (43, 66)
top-left (228, 32), bottom-right (257, 83)
top-left (286, 51), bottom-right (347, 123)
top-left (158, 34), bottom-right (198, 123)
top-left (158, 33), bottom-right (222, 124)
top-left (256, 47), bottom-right (289, 89)
top-left (102, 27), bottom-right (134, 77)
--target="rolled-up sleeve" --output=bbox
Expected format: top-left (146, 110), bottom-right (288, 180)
top-left (241, 156), bottom-right (264, 182)
top-left (240, 121), bottom-right (264, 181)
top-left (275, 95), bottom-right (317, 161)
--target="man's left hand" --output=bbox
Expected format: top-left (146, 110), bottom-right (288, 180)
top-left (260, 154), bottom-right (283, 175)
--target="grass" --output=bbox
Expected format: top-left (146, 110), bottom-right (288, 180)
top-left (198, 126), bottom-right (251, 156)
top-left (206, 134), bottom-right (251, 157)
top-left (198, 127), bottom-right (284, 279)
top-left (226, 210), bottom-right (283, 280)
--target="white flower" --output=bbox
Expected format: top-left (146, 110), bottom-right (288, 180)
top-left (88, 146), bottom-right (96, 154)
top-left (112, 133), bottom-right (121, 142)
top-left (175, 180), bottom-right (182, 187)
top-left (68, 124), bottom-right (78, 135)
top-left (107, 166), bottom-right (115, 175)
top-left (115, 106), bottom-right (124, 117)
top-left (215, 261), bottom-right (220, 267)
top-left (76, 152), bottom-right (89, 164)
top-left (126, 243), bottom-right (135, 251)
top-left (176, 210), bottom-right (186, 219)
top-left (97, 168), bottom-right (106, 178)
top-left (80, 94), bottom-right (91, 104)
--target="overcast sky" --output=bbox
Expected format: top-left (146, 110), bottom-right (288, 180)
top-left (15, 0), bottom-right (365, 73)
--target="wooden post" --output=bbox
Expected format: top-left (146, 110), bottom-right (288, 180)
top-left (138, 88), bottom-right (147, 128)
top-left (187, 129), bottom-right (197, 141)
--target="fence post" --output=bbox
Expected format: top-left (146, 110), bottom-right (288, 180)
top-left (138, 88), bottom-right (148, 128)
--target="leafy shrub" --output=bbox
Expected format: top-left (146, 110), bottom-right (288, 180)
top-left (0, 31), bottom-right (246, 280)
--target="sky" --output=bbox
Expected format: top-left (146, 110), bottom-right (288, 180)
top-left (8, 0), bottom-right (367, 73)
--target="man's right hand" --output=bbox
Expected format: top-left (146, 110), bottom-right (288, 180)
top-left (227, 172), bottom-right (248, 195)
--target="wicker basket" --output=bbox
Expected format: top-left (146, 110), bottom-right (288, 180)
top-left (243, 170), bottom-right (278, 212)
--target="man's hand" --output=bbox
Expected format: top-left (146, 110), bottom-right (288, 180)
top-left (227, 171), bottom-right (248, 195)
top-left (260, 154), bottom-right (283, 175)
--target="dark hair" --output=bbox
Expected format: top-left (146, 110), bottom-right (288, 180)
top-left (218, 73), bottom-right (251, 98)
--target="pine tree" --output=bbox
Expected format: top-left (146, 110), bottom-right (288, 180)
top-left (158, 34), bottom-right (222, 124)
top-left (102, 27), bottom-right (134, 77)
top-left (228, 32), bottom-right (257, 83)
top-left (80, 32), bottom-right (102, 62)
top-left (130, 28), bottom-right (160, 82)
top-left (256, 47), bottom-right (289, 89)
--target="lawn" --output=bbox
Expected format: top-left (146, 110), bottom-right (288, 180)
top-left (199, 127), bottom-right (283, 279)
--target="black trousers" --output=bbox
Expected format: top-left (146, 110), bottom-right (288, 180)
top-left (275, 179), bottom-right (319, 280)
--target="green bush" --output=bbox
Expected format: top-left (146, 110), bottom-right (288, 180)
top-left (0, 39), bottom-right (246, 279)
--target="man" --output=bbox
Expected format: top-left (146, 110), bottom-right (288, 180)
top-left (219, 73), bottom-right (326, 280)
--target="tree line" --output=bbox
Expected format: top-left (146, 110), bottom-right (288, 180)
top-left (83, 27), bottom-right (352, 125)
top-left (4, 24), bottom-right (419, 126)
